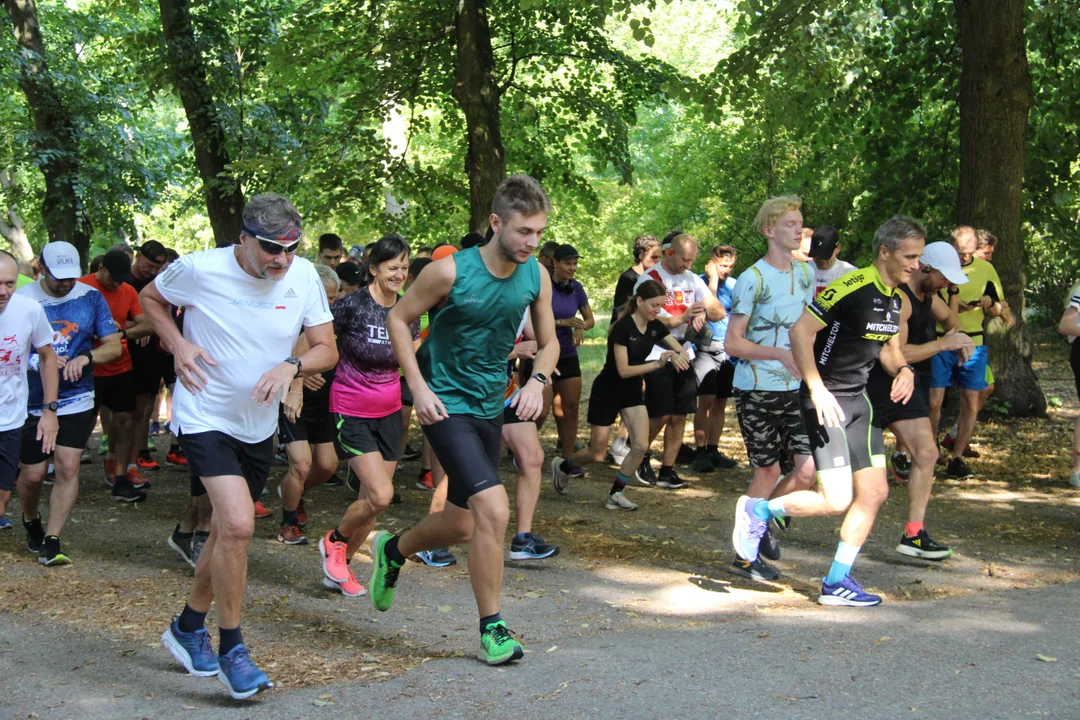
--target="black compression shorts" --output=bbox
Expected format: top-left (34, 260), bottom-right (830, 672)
top-left (800, 392), bottom-right (884, 476)
top-left (422, 414), bottom-right (503, 509)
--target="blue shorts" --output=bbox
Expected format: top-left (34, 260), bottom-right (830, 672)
top-left (931, 346), bottom-right (988, 391)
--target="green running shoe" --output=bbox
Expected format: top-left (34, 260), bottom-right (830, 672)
top-left (97, 435), bottom-right (109, 455)
top-left (478, 620), bottom-right (524, 665)
top-left (369, 531), bottom-right (402, 612)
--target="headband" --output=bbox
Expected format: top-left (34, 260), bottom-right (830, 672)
top-left (242, 219), bottom-right (301, 245)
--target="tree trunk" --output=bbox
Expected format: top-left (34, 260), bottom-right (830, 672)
top-left (0, 169), bottom-right (33, 261)
top-left (4, 0), bottom-right (90, 268)
top-left (158, 0), bottom-right (244, 248)
top-left (451, 0), bottom-right (505, 233)
top-left (954, 0), bottom-right (1044, 417)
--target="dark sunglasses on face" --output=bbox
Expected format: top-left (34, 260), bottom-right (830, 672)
top-left (257, 237), bottom-right (300, 256)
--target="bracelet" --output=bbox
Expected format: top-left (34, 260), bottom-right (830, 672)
top-left (901, 364), bottom-right (917, 375)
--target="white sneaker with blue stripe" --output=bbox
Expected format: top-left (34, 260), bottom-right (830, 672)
top-left (818, 575), bottom-right (882, 607)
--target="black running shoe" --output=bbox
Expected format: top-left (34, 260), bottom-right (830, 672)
top-left (112, 479), bottom-right (148, 503)
top-left (38, 535), bottom-right (71, 566)
top-left (729, 555), bottom-right (779, 581)
top-left (509, 532), bottom-right (560, 561)
top-left (23, 515), bottom-right (44, 554)
top-left (759, 527), bottom-right (781, 561)
top-left (168, 524), bottom-right (195, 567)
top-left (402, 444), bottom-right (421, 462)
top-left (324, 473), bottom-right (344, 487)
top-left (634, 455), bottom-right (657, 486)
top-left (772, 515), bottom-right (793, 532)
top-left (709, 450), bottom-right (739, 469)
top-left (656, 469), bottom-right (688, 490)
top-left (945, 457), bottom-right (974, 480)
top-left (676, 443), bottom-right (696, 465)
top-left (896, 529), bottom-right (953, 560)
top-left (891, 451), bottom-right (911, 481)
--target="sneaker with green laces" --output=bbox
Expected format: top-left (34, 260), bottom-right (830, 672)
top-left (477, 620), bottom-right (524, 665)
top-left (369, 531), bottom-right (402, 612)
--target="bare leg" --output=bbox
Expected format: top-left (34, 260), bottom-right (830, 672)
top-left (16, 460), bottom-right (47, 522)
top-left (708, 397), bottom-right (729, 447)
top-left (503, 423), bottom-right (544, 535)
top-left (306, 442), bottom-right (339, 489)
top-left (838, 467), bottom-right (889, 546)
top-left (134, 392), bottom-right (154, 455)
top-left (400, 405), bottom-right (413, 456)
top-left (280, 441), bottom-right (311, 513)
top-left (400, 495), bottom-right (474, 556)
top-left (178, 497), bottom-right (199, 533)
top-left (928, 388), bottom-right (945, 440)
top-left (552, 377), bottom-right (582, 460)
top-left (890, 418), bottom-right (939, 524)
top-left (951, 389), bottom-right (980, 460)
top-left (44, 446), bottom-right (82, 537)
top-left (186, 475), bottom-right (254, 628)
top-left (111, 411), bottom-right (136, 472)
top-left (662, 414), bottom-right (687, 467)
top-left (339, 455), bottom-right (398, 559)
top-left (693, 394), bottom-right (714, 448)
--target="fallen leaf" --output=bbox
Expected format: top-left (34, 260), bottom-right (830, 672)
top-left (437, 605), bottom-right (452, 613)
top-left (546, 645), bottom-right (558, 653)
top-left (313, 699), bottom-right (333, 707)
top-left (874, 637), bottom-right (891, 645)
top-left (1037, 654), bottom-right (1057, 663)
top-left (524, 591), bottom-right (540, 599)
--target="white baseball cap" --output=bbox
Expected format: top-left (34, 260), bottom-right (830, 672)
top-left (40, 241), bottom-right (82, 280)
top-left (920, 241), bottom-right (969, 285)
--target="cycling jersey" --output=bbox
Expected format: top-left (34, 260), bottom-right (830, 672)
top-left (806, 264), bottom-right (902, 396)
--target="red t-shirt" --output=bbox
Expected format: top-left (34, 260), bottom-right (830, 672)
top-left (78, 274), bottom-right (142, 377)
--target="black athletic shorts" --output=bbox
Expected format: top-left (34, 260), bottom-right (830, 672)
top-left (133, 347), bottom-right (176, 395)
top-left (586, 373), bottom-right (643, 427)
top-left (20, 408), bottom-right (97, 465)
top-left (400, 376), bottom-right (413, 407)
top-left (93, 371), bottom-right (137, 413)
top-left (0, 427), bottom-right (21, 492)
top-left (1071, 340), bottom-right (1080, 403)
top-left (278, 405), bottom-right (337, 446)
top-left (502, 398), bottom-right (530, 425)
top-left (555, 354), bottom-right (581, 381)
top-left (181, 430), bottom-right (273, 500)
top-left (423, 414), bottom-right (503, 509)
top-left (644, 364), bottom-right (697, 418)
top-left (335, 411), bottom-right (402, 462)
top-left (800, 391), bottom-right (884, 476)
top-left (694, 349), bottom-right (735, 399)
top-left (735, 390), bottom-right (811, 469)
top-left (867, 367), bottom-right (931, 429)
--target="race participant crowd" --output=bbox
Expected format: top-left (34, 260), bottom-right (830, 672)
top-left (1, 175), bottom-right (1068, 701)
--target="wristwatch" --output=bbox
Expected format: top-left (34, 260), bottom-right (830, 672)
top-left (79, 350), bottom-right (94, 367)
top-left (284, 356), bottom-right (303, 375)
top-left (44, 401), bottom-right (59, 412)
top-left (947, 287), bottom-right (960, 296)
top-left (901, 364), bottom-right (917, 375)
top-left (530, 373), bottom-right (549, 386)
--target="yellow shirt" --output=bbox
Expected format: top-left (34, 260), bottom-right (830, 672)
top-left (938, 257), bottom-right (1002, 346)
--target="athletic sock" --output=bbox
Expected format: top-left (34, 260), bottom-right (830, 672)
top-left (825, 541), bottom-right (861, 585)
top-left (659, 465), bottom-right (673, 477)
top-left (282, 509), bottom-right (299, 526)
top-left (169, 443), bottom-right (180, 454)
top-left (611, 472), bottom-right (630, 495)
top-left (905, 521), bottom-right (924, 538)
top-left (330, 528), bottom-right (348, 544)
top-left (115, 475), bottom-right (127, 486)
top-left (751, 498), bottom-right (773, 521)
top-left (513, 532), bottom-right (529, 542)
top-left (559, 459), bottom-right (572, 473)
top-left (766, 498), bottom-right (786, 519)
top-left (707, 444), bottom-right (719, 453)
top-left (385, 535), bottom-right (406, 566)
top-left (177, 604), bottom-right (207, 634)
top-left (219, 626), bottom-right (243, 656)
top-left (479, 612), bottom-right (503, 633)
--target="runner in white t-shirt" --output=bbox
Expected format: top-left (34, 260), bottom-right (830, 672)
top-left (0, 251), bottom-right (59, 531)
top-left (144, 193), bottom-right (337, 701)
top-left (808, 225), bottom-right (856, 297)
top-left (630, 234), bottom-right (721, 489)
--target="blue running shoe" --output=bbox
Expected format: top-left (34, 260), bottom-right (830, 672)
top-left (818, 575), bottom-right (882, 607)
top-left (161, 619), bottom-right (219, 677)
top-left (218, 644), bottom-right (272, 700)
top-left (509, 532), bottom-right (560, 561)
top-left (731, 495), bottom-right (768, 562)
top-left (414, 548), bottom-right (457, 568)
top-left (0, 517), bottom-right (12, 531)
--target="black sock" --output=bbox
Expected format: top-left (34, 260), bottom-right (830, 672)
top-left (640, 452), bottom-right (651, 466)
top-left (559, 458), bottom-right (572, 473)
top-left (707, 444), bottom-right (718, 453)
top-left (385, 535), bottom-right (406, 565)
top-left (169, 443), bottom-right (180, 453)
top-left (330, 528), bottom-right (349, 544)
top-left (479, 612), bottom-right (503, 633)
top-left (282, 509), bottom-right (299, 526)
top-left (660, 465), bottom-right (673, 477)
top-left (610, 472), bottom-right (629, 495)
top-left (219, 626), bottom-right (243, 656)
top-left (173, 524), bottom-right (193, 539)
top-left (420, 467), bottom-right (430, 475)
top-left (177, 604), bottom-right (207, 634)
top-left (695, 446), bottom-right (707, 455)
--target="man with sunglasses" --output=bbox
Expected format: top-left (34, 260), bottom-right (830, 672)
top-left (865, 242), bottom-right (973, 560)
top-left (16, 241), bottom-right (123, 566)
top-left (143, 193), bottom-right (337, 700)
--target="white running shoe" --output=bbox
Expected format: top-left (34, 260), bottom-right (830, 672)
top-left (605, 491), bottom-right (638, 511)
top-left (551, 457), bottom-right (570, 495)
top-left (610, 435), bottom-right (630, 465)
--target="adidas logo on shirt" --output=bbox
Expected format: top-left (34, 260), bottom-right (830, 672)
top-left (283, 288), bottom-right (298, 299)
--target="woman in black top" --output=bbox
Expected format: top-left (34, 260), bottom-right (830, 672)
top-left (552, 280), bottom-right (689, 510)
top-left (610, 234), bottom-right (662, 325)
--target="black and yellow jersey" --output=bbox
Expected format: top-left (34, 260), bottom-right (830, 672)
top-left (806, 264), bottom-right (902, 396)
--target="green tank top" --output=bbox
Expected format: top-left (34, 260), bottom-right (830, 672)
top-left (417, 247), bottom-right (541, 418)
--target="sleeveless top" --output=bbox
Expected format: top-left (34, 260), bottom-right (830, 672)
top-left (901, 284), bottom-right (936, 376)
top-left (417, 247), bottom-right (541, 418)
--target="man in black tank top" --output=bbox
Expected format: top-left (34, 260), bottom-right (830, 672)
top-left (866, 242), bottom-right (974, 561)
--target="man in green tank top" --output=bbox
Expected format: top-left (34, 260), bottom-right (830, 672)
top-left (378, 175), bottom-right (560, 665)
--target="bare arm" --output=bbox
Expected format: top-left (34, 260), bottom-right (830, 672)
top-left (703, 292), bottom-right (723, 322)
top-left (124, 313), bottom-right (154, 341)
top-left (1059, 307), bottom-right (1080, 338)
top-left (881, 333), bottom-right (915, 404)
top-left (512, 271), bottom-right (560, 420)
top-left (725, 313), bottom-right (799, 376)
top-left (36, 343), bottom-right (59, 454)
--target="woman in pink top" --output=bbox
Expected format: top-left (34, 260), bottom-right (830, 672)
top-left (317, 235), bottom-right (419, 597)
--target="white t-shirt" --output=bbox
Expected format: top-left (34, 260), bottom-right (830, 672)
top-left (633, 262), bottom-right (710, 341)
top-left (154, 249), bottom-right (334, 443)
top-left (1068, 285), bottom-right (1080, 344)
top-left (0, 294), bottom-right (55, 431)
top-left (813, 260), bottom-right (856, 298)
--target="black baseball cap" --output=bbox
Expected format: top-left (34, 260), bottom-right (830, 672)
top-left (553, 244), bottom-right (581, 262)
top-left (461, 232), bottom-right (486, 249)
top-left (336, 262), bottom-right (363, 285)
top-left (808, 226), bottom-right (840, 261)
top-left (102, 249), bottom-right (132, 284)
top-left (138, 240), bottom-right (167, 263)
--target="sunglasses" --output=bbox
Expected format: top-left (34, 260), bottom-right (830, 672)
top-left (252, 235), bottom-right (300, 256)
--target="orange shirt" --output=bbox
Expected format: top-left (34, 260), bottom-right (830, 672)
top-left (78, 274), bottom-right (142, 377)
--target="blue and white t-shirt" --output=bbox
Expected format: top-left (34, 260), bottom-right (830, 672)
top-left (700, 274), bottom-right (737, 353)
top-left (730, 258), bottom-right (813, 392)
top-left (17, 280), bottom-right (116, 416)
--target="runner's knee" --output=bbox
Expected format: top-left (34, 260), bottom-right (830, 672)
top-left (218, 509), bottom-right (254, 543)
top-left (911, 442), bottom-right (938, 469)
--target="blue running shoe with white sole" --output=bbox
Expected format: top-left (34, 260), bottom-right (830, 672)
top-left (161, 619), bottom-right (219, 677)
top-left (413, 548), bottom-right (457, 567)
top-left (0, 517), bottom-right (11, 531)
top-left (818, 575), bottom-right (882, 607)
top-left (509, 532), bottom-right (560, 561)
top-left (218, 644), bottom-right (272, 700)
top-left (731, 495), bottom-right (768, 562)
